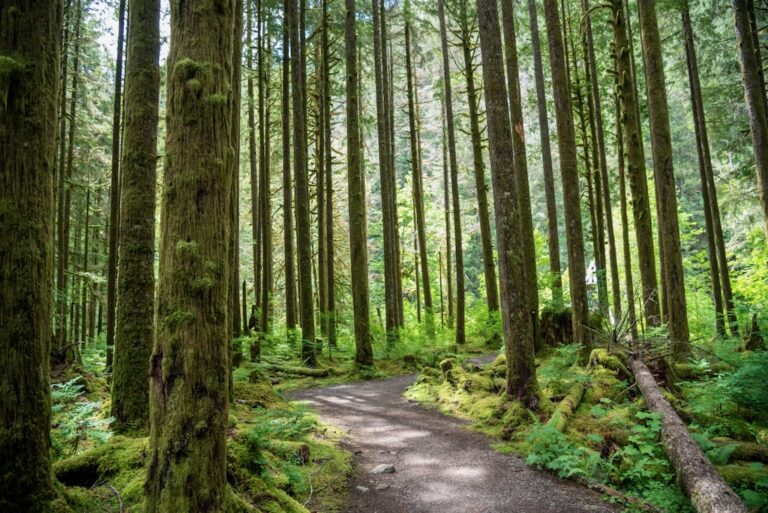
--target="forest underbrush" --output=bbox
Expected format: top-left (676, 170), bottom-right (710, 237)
top-left (48, 341), bottom-right (353, 513)
top-left (405, 320), bottom-right (768, 512)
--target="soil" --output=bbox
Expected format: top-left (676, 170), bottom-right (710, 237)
top-left (288, 365), bottom-right (618, 513)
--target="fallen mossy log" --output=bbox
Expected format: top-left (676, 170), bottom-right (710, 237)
top-left (546, 382), bottom-right (585, 432)
top-left (674, 362), bottom-right (733, 380)
top-left (716, 462), bottom-right (768, 487)
top-left (630, 357), bottom-right (747, 513)
top-left (263, 364), bottom-right (332, 377)
top-left (711, 438), bottom-right (768, 464)
top-left (587, 348), bottom-right (631, 380)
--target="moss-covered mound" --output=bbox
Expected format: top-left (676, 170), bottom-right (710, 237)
top-left (52, 370), bottom-right (351, 513)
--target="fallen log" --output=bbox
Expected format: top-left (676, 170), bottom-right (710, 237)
top-left (263, 364), bottom-right (331, 377)
top-left (630, 357), bottom-right (747, 513)
top-left (547, 382), bottom-right (585, 432)
top-left (674, 362), bottom-right (733, 380)
top-left (711, 438), bottom-right (768, 464)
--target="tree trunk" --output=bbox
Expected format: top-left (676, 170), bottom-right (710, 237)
top-left (630, 358), bottom-right (747, 513)
top-left (611, 0), bottom-right (660, 330)
top-left (230, 0), bottom-right (243, 342)
top-left (405, 2), bottom-right (434, 338)
top-left (637, 0), bottom-right (690, 358)
top-left (247, 0), bottom-right (259, 337)
top-left (439, 0), bottom-right (466, 346)
top-left (111, 0), bottom-right (160, 432)
top-left (323, 0), bottom-right (336, 348)
top-left (145, 0), bottom-right (234, 510)
top-left (527, 0), bottom-right (563, 309)
top-left (543, 0), bottom-right (589, 346)
top-left (283, 0), bottom-right (297, 340)
top-left (106, 0), bottom-right (127, 372)
top-left (458, 0), bottom-right (499, 316)
top-left (733, 0), bottom-right (768, 241)
top-left (441, 104), bottom-right (454, 328)
top-left (260, 10), bottom-right (273, 340)
top-left (345, 0), bottom-right (374, 367)
top-left (0, 0), bottom-right (60, 508)
top-left (682, 5), bottom-right (727, 337)
top-left (501, 0), bottom-right (540, 346)
top-left (476, 0), bottom-right (538, 408)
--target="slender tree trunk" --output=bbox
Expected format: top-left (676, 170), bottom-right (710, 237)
top-left (323, 0), bottom-right (336, 347)
top-left (289, 0), bottom-right (315, 365)
top-left (283, 0), bottom-right (297, 340)
top-left (611, 0), bottom-right (660, 329)
top-left (476, 0), bottom-right (538, 408)
top-left (106, 0), bottom-right (127, 372)
top-left (582, 0), bottom-right (621, 321)
top-left (501, 0), bottom-right (539, 344)
top-left (458, 0), bottom-right (499, 315)
top-left (527, 0), bottom-right (563, 309)
top-left (260, 13), bottom-right (273, 340)
top-left (0, 0), bottom-right (60, 508)
top-left (543, 0), bottom-right (589, 346)
top-left (733, 0), bottom-right (768, 240)
top-left (145, 0), bottom-right (234, 510)
top-left (682, 6), bottom-right (739, 337)
top-left (247, 0), bottom-right (259, 341)
top-left (441, 104), bottom-right (454, 327)
top-left (346, 0), bottom-right (374, 366)
top-left (405, 1), bottom-right (434, 337)
top-left (230, 0), bottom-right (243, 343)
top-left (615, 82), bottom-right (639, 341)
top-left (112, 0), bottom-right (160, 432)
top-left (439, 0), bottom-right (466, 345)
top-left (80, 185), bottom-right (90, 346)
top-left (637, 0), bottom-right (690, 358)
top-left (682, 5), bottom-right (726, 337)
top-left (317, 47), bottom-right (328, 340)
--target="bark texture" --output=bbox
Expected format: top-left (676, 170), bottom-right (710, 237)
top-left (112, 0), bottom-right (161, 432)
top-left (0, 0), bottom-right (60, 509)
top-left (145, 0), bottom-right (234, 510)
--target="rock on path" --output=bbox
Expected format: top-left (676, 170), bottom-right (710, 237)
top-left (289, 372), bottom-right (618, 513)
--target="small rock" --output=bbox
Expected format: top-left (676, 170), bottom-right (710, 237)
top-left (375, 484), bottom-right (391, 491)
top-left (370, 464), bottom-right (395, 474)
top-left (356, 486), bottom-right (369, 493)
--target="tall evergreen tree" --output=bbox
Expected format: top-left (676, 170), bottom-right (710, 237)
top-left (145, 0), bottom-right (234, 510)
top-left (111, 0), bottom-right (161, 432)
top-left (0, 0), bottom-right (61, 508)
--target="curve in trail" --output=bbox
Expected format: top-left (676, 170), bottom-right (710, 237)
top-left (289, 373), bottom-right (618, 513)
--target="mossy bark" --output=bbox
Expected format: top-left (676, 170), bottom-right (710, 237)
top-left (438, 0), bottom-right (466, 346)
top-left (476, 0), bottom-right (538, 408)
top-left (322, 0), bottom-right (337, 348)
top-left (0, 0), bottom-right (61, 509)
top-left (111, 0), bottom-right (160, 433)
top-left (543, 0), bottom-right (589, 346)
top-left (637, 0), bottom-right (690, 358)
top-left (547, 382), bottom-right (585, 432)
top-left (145, 0), bottom-right (234, 511)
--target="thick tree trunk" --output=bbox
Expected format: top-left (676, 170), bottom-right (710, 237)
top-left (144, 0), bottom-right (234, 510)
top-left (637, 0), bottom-right (690, 358)
top-left (611, 0), bottom-right (660, 330)
top-left (501, 0), bottom-right (539, 346)
top-left (0, 0), bottom-right (60, 508)
top-left (458, 0), bottom-right (499, 315)
top-left (630, 358), bottom-right (747, 513)
top-left (323, 0), bottom-right (336, 347)
top-left (106, 0), bottom-right (127, 372)
top-left (476, 0), bottom-right (538, 408)
top-left (733, 0), bottom-right (768, 241)
top-left (345, 0), bottom-right (374, 367)
top-left (111, 0), bottom-right (160, 433)
top-left (439, 0), bottom-right (466, 345)
top-left (527, 0), bottom-right (563, 309)
top-left (543, 0), bottom-right (589, 346)
top-left (283, 0), bottom-right (297, 339)
top-left (260, 13), bottom-right (273, 340)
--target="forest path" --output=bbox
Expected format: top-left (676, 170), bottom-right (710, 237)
top-left (288, 358), bottom-right (617, 513)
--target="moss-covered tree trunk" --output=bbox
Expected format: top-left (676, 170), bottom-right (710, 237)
top-left (145, 0), bottom-right (234, 510)
top-left (345, 0), bottom-right (374, 367)
top-left (611, 0), bottom-right (660, 330)
top-left (637, 0), bottom-right (690, 358)
top-left (441, 105), bottom-right (454, 328)
top-left (501, 0), bottom-right (539, 346)
top-left (282, 0), bottom-right (297, 342)
top-left (476, 0), bottom-right (538, 408)
top-left (457, 0), bottom-right (499, 316)
top-left (439, 0), bottom-right (466, 346)
top-left (0, 1), bottom-right (60, 510)
top-left (260, 13), bottom-right (273, 341)
top-left (543, 0), bottom-right (588, 346)
top-left (230, 0), bottom-right (243, 343)
top-left (323, 0), bottom-right (337, 348)
top-left (247, 0), bottom-right (259, 340)
top-left (106, 0), bottom-right (127, 372)
top-left (733, 0), bottom-right (768, 239)
top-left (111, 0), bottom-right (161, 432)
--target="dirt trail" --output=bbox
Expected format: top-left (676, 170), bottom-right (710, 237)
top-left (288, 367), bottom-right (618, 513)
